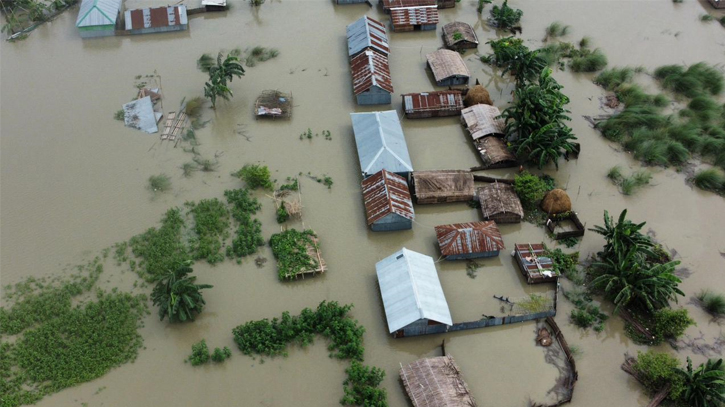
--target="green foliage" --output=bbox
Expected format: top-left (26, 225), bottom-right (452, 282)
top-left (700, 14), bottom-right (715, 22)
top-left (341, 361), bottom-right (388, 407)
top-left (201, 51), bottom-right (245, 109)
top-left (633, 351), bottom-right (685, 399)
top-left (129, 208), bottom-right (190, 282)
top-left (607, 165), bottom-right (624, 183)
top-left (279, 177), bottom-right (299, 191)
top-left (477, 0), bottom-right (492, 13)
top-left (148, 174), bottom-right (172, 193)
top-left (113, 109), bottom-right (124, 121)
top-left (151, 261), bottom-right (213, 322)
top-left (545, 22), bottom-right (570, 41)
top-left (276, 205), bottom-right (290, 224)
top-left (545, 247), bottom-right (580, 282)
top-left (490, 0), bottom-right (523, 29)
top-left (182, 162), bottom-right (198, 177)
top-left (482, 37), bottom-right (547, 85)
top-left (513, 171), bottom-right (550, 210)
top-left (224, 188), bottom-right (264, 259)
top-left (452, 32), bottom-right (463, 41)
top-left (608, 168), bottom-right (652, 195)
top-left (653, 308), bottom-right (695, 341)
top-left (674, 357), bottom-right (725, 407)
top-left (696, 290), bottom-right (725, 317)
top-left (589, 209), bottom-right (655, 261)
top-left (570, 303), bottom-right (608, 332)
top-left (517, 294), bottom-right (551, 313)
top-left (693, 168), bottom-right (725, 193)
top-left (189, 339), bottom-right (210, 366)
top-left (654, 62), bottom-right (723, 98)
top-left (269, 229), bottom-right (320, 280)
top-left (570, 49), bottom-right (608, 72)
top-left (186, 199), bottom-right (230, 264)
top-left (234, 164), bottom-right (274, 190)
top-left (466, 260), bottom-right (482, 279)
top-left (193, 156), bottom-right (219, 172)
top-left (211, 347), bottom-right (232, 363)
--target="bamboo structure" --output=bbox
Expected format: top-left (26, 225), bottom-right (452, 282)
top-left (254, 90), bottom-right (293, 119)
top-left (400, 356), bottom-right (477, 407)
top-left (621, 354), bottom-right (671, 407)
top-left (412, 170), bottom-right (474, 204)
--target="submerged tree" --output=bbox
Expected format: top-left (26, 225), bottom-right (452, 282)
top-left (151, 261), bottom-right (213, 322)
top-left (589, 209), bottom-right (655, 260)
top-left (202, 52), bottom-right (245, 109)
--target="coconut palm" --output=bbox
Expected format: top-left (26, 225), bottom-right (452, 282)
top-left (589, 209), bottom-right (655, 260)
top-left (674, 357), bottom-right (725, 407)
top-left (590, 247), bottom-right (683, 313)
top-left (151, 260), bottom-right (213, 322)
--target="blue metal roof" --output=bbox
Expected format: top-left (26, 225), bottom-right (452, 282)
top-left (350, 111), bottom-right (413, 177)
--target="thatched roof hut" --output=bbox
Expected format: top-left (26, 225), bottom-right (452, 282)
top-left (541, 189), bottom-right (572, 214)
top-left (400, 355), bottom-right (478, 407)
top-left (442, 22), bottom-right (478, 50)
top-left (474, 136), bottom-right (517, 169)
top-left (435, 221), bottom-right (504, 260)
top-left (426, 49), bottom-right (470, 86)
top-left (463, 82), bottom-right (493, 107)
top-left (412, 170), bottom-right (474, 204)
top-left (478, 183), bottom-right (523, 223)
top-left (461, 104), bottom-right (505, 139)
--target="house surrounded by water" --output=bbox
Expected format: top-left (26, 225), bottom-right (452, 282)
top-left (76, 0), bottom-right (123, 38)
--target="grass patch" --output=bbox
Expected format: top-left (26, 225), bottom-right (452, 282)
top-left (224, 188), bottom-right (264, 260)
top-left (129, 208), bottom-right (190, 282)
top-left (570, 48), bottom-right (608, 72)
top-left (607, 165), bottom-right (624, 183)
top-left (182, 162), bottom-right (198, 177)
top-left (693, 168), bottom-right (725, 192)
top-left (654, 62), bottom-right (723, 98)
top-left (545, 21), bottom-right (570, 41)
top-left (595, 67), bottom-right (635, 91)
top-left (148, 174), bottom-right (172, 193)
top-left (696, 290), bottom-right (725, 316)
top-left (269, 229), bottom-right (321, 281)
top-left (186, 199), bottom-right (230, 264)
top-left (193, 156), bottom-right (219, 172)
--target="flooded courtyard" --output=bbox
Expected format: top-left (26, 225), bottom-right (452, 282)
top-left (1, 0), bottom-right (725, 406)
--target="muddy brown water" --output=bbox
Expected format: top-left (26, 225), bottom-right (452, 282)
top-left (2, 0), bottom-right (725, 406)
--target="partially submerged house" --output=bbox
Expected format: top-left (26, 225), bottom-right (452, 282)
top-left (436, 0), bottom-right (456, 8)
top-left (123, 5), bottom-right (188, 35)
top-left (411, 170), bottom-right (474, 204)
top-left (390, 6), bottom-right (439, 32)
top-left (442, 22), bottom-right (478, 50)
top-left (350, 50), bottom-right (394, 105)
top-left (478, 183), bottom-right (524, 223)
top-left (435, 221), bottom-right (504, 260)
top-left (401, 91), bottom-right (464, 119)
top-left (514, 243), bottom-right (558, 284)
top-left (461, 103), bottom-right (505, 138)
top-left (346, 15), bottom-right (390, 58)
top-left (381, 0), bottom-right (435, 13)
top-left (400, 356), bottom-right (477, 407)
top-left (351, 111), bottom-right (413, 178)
top-left (376, 248), bottom-right (452, 338)
top-left (76, 0), bottom-right (123, 38)
top-left (474, 136), bottom-right (517, 169)
top-left (426, 49), bottom-right (470, 86)
top-left (361, 170), bottom-right (415, 232)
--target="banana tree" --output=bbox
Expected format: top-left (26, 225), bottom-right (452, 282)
top-left (675, 358), bottom-right (725, 407)
top-left (589, 209), bottom-right (655, 260)
top-left (151, 261), bottom-right (213, 322)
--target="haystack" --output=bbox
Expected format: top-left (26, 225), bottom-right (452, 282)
top-left (464, 80), bottom-right (493, 107)
top-left (541, 189), bottom-right (571, 214)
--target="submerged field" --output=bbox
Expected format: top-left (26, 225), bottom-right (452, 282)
top-left (1, 0), bottom-right (725, 406)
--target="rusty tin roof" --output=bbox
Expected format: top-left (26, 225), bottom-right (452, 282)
top-left (402, 91), bottom-right (464, 113)
top-left (390, 6), bottom-right (439, 27)
top-left (435, 221), bottom-right (505, 256)
top-left (350, 49), bottom-right (394, 95)
top-left (362, 169), bottom-right (414, 225)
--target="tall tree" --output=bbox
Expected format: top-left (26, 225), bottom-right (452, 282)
top-left (151, 261), bottom-right (213, 322)
top-left (202, 52), bottom-right (245, 109)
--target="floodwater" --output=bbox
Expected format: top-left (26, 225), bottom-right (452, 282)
top-left (1, 0), bottom-right (725, 406)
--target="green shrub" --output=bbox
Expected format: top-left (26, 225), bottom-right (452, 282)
top-left (114, 109), bottom-right (124, 121)
top-left (189, 339), bottom-right (210, 366)
top-left (276, 205), bottom-right (289, 224)
top-left (234, 164), bottom-right (274, 190)
top-left (570, 49), bottom-right (608, 72)
top-left (653, 308), bottom-right (695, 341)
top-left (513, 172), bottom-right (550, 210)
top-left (693, 168), bottom-right (725, 192)
top-left (211, 346), bottom-right (232, 363)
top-left (696, 290), bottom-right (725, 316)
top-left (633, 351), bottom-right (685, 398)
top-left (129, 208), bottom-right (190, 282)
top-left (545, 21), bottom-right (570, 40)
top-left (490, 0), bottom-right (523, 29)
top-left (269, 229), bottom-right (320, 280)
top-left (341, 361), bottom-right (388, 407)
top-left (607, 166), bottom-right (624, 183)
top-left (187, 199), bottom-right (230, 264)
top-left (595, 67), bottom-right (635, 91)
top-left (148, 174), bottom-right (172, 193)
top-left (570, 304), bottom-right (608, 331)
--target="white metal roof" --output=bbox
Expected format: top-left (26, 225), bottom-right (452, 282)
top-left (76, 0), bottom-right (123, 27)
top-left (346, 15), bottom-right (389, 57)
top-left (350, 111), bottom-right (413, 177)
top-left (376, 248), bottom-right (452, 333)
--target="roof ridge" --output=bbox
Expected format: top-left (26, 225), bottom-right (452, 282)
top-left (400, 248), bottom-right (425, 319)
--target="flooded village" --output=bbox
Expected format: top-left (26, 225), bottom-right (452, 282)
top-left (1, 0), bottom-right (725, 406)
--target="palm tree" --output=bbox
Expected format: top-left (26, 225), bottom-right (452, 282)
top-left (675, 358), bottom-right (725, 407)
top-left (589, 209), bottom-right (655, 260)
top-left (151, 261), bottom-right (213, 322)
top-left (512, 122), bottom-right (577, 169)
top-left (203, 52), bottom-right (245, 109)
top-left (590, 247), bottom-right (683, 313)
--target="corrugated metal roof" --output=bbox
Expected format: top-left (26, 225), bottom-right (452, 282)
top-left (202, 0), bottom-right (226, 5)
top-left (350, 50), bottom-right (394, 96)
top-left (461, 104), bottom-right (505, 139)
top-left (351, 111), bottom-right (413, 177)
top-left (376, 248), bottom-right (453, 333)
top-left (402, 91), bottom-right (463, 114)
top-left (435, 221), bottom-right (504, 256)
top-left (515, 244), bottom-right (554, 272)
top-left (390, 6), bottom-right (439, 27)
top-left (76, 0), bottom-right (123, 27)
top-left (382, 0), bottom-right (436, 11)
top-left (426, 49), bottom-right (470, 82)
top-left (362, 170), bottom-right (414, 225)
top-left (125, 6), bottom-right (187, 30)
top-left (347, 16), bottom-right (389, 57)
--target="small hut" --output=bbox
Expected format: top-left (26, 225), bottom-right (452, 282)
top-left (376, 248), bottom-right (452, 337)
top-left (123, 5), bottom-right (188, 35)
top-left (346, 15), bottom-right (389, 58)
top-left (202, 0), bottom-right (227, 11)
top-left (350, 50), bottom-right (394, 105)
top-left (435, 221), bottom-right (504, 260)
top-left (474, 136), bottom-right (517, 169)
top-left (254, 90), bottom-right (293, 119)
top-left (463, 81), bottom-right (493, 107)
top-left (361, 170), bottom-right (415, 232)
top-left (442, 22), bottom-right (478, 50)
top-left (411, 170), bottom-right (474, 204)
top-left (381, 0), bottom-right (435, 13)
top-left (541, 189), bottom-right (572, 214)
top-left (478, 183), bottom-right (523, 223)
top-left (513, 243), bottom-right (558, 284)
top-left (400, 356), bottom-right (477, 407)
top-left (351, 111), bottom-right (413, 178)
top-left (402, 91), bottom-right (464, 119)
top-left (426, 49), bottom-right (470, 86)
top-left (76, 0), bottom-right (123, 38)
top-left (391, 6), bottom-right (439, 32)
top-left (461, 104), bottom-right (505, 139)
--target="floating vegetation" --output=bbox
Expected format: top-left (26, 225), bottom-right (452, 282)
top-left (113, 109), bottom-right (125, 121)
top-left (148, 173), bottom-right (172, 193)
top-left (182, 162), bottom-right (198, 177)
top-left (539, 40), bottom-right (608, 72)
top-left (186, 199), bottom-right (230, 264)
top-left (129, 208), bottom-right (190, 282)
top-left (607, 167), bottom-right (652, 195)
top-left (466, 260), bottom-right (482, 279)
top-left (211, 346), bottom-right (232, 363)
top-left (303, 172), bottom-right (333, 189)
top-left (276, 205), bottom-right (289, 224)
top-left (299, 128), bottom-right (331, 141)
top-left (193, 156), bottom-right (219, 172)
top-left (224, 188), bottom-right (264, 260)
top-left (269, 229), bottom-right (323, 280)
top-left (188, 339), bottom-right (210, 366)
top-left (278, 177), bottom-right (299, 191)
top-left (243, 46), bottom-right (279, 66)
top-left (700, 14), bottom-right (714, 22)
top-left (234, 164), bottom-right (274, 190)
top-left (570, 48), bottom-right (608, 72)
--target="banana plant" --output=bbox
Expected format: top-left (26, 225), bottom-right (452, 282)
top-left (675, 358), bottom-right (725, 407)
top-left (151, 260), bottom-right (213, 322)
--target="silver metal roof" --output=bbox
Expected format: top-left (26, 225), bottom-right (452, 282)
top-left (376, 248), bottom-right (453, 333)
top-left (346, 15), bottom-right (390, 57)
top-left (76, 0), bottom-right (123, 27)
top-left (350, 111), bottom-right (413, 177)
